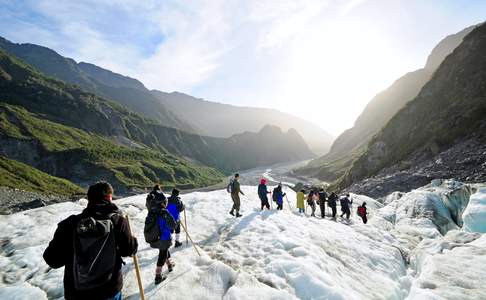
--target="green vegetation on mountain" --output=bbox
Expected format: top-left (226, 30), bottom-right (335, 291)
top-left (338, 23), bottom-right (486, 189)
top-left (0, 155), bottom-right (84, 196)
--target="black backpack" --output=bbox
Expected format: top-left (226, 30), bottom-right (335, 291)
top-left (73, 213), bottom-right (118, 291)
top-left (144, 212), bottom-right (160, 243)
top-left (272, 188), bottom-right (278, 202)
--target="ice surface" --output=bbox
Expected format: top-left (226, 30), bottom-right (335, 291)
top-left (462, 187), bottom-right (486, 233)
top-left (0, 180), bottom-right (485, 300)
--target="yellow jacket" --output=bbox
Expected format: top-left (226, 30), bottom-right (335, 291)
top-left (296, 192), bottom-right (305, 209)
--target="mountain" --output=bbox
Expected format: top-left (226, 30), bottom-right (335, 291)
top-left (337, 23), bottom-right (486, 197)
top-left (0, 49), bottom-right (314, 199)
top-left (151, 90), bottom-right (334, 155)
top-left (296, 25), bottom-right (477, 181)
top-left (0, 36), bottom-right (194, 132)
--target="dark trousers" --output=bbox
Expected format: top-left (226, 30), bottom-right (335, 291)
top-left (157, 248), bottom-right (171, 266)
top-left (320, 204), bottom-right (325, 218)
top-left (361, 216), bottom-right (368, 224)
top-left (341, 207), bottom-right (350, 219)
top-left (277, 203), bottom-right (283, 210)
top-left (173, 221), bottom-right (181, 234)
top-left (330, 206), bottom-right (337, 218)
top-left (260, 197), bottom-right (270, 210)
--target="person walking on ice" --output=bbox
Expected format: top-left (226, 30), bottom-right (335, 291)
top-left (145, 196), bottom-right (177, 284)
top-left (296, 189), bottom-right (305, 214)
top-left (273, 183), bottom-right (286, 210)
top-left (258, 178), bottom-right (271, 210)
top-left (167, 188), bottom-right (185, 248)
top-left (43, 181), bottom-right (138, 300)
top-left (307, 191), bottom-right (317, 217)
top-left (340, 193), bottom-right (353, 220)
top-left (357, 202), bottom-right (368, 224)
top-left (318, 188), bottom-right (327, 218)
top-left (228, 173), bottom-right (244, 217)
top-left (328, 192), bottom-right (338, 219)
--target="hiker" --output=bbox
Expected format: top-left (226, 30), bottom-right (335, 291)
top-left (167, 188), bottom-right (185, 248)
top-left (340, 193), bottom-right (353, 220)
top-left (146, 184), bottom-right (166, 211)
top-left (145, 195), bottom-right (176, 284)
top-left (43, 181), bottom-right (138, 300)
top-left (258, 178), bottom-right (271, 210)
top-left (328, 192), bottom-right (338, 219)
top-left (228, 173), bottom-right (244, 217)
top-left (307, 191), bottom-right (316, 217)
top-left (318, 188), bottom-right (327, 218)
top-left (357, 202), bottom-right (368, 224)
top-left (296, 189), bottom-right (305, 213)
top-left (274, 183), bottom-right (286, 210)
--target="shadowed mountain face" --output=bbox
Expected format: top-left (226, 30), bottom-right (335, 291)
top-left (338, 23), bottom-right (486, 197)
top-left (297, 25), bottom-right (477, 181)
top-left (151, 90), bottom-right (334, 155)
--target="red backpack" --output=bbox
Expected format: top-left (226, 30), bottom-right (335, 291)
top-left (357, 206), bottom-right (366, 217)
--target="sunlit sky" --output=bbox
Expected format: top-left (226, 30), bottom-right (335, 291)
top-left (1, 1), bottom-right (485, 136)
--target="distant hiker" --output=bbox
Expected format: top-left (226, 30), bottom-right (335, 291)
top-left (307, 191), bottom-right (317, 217)
top-left (318, 188), bottom-right (327, 218)
top-left (296, 190), bottom-right (305, 213)
top-left (145, 194), bottom-right (176, 284)
top-left (340, 194), bottom-right (353, 220)
top-left (167, 188), bottom-right (185, 248)
top-left (228, 173), bottom-right (244, 217)
top-left (146, 184), bottom-right (166, 211)
top-left (328, 192), bottom-right (338, 219)
top-left (43, 181), bottom-right (138, 300)
top-left (357, 202), bottom-right (368, 224)
top-left (258, 178), bottom-right (271, 210)
top-left (274, 183), bottom-right (286, 210)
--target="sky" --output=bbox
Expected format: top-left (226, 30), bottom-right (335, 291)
top-left (0, 0), bottom-right (485, 136)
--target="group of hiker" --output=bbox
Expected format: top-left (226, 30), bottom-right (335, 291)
top-left (245, 174), bottom-right (368, 223)
top-left (43, 176), bottom-right (369, 300)
top-left (43, 181), bottom-right (188, 300)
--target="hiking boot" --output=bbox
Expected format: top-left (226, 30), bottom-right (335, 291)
top-left (155, 274), bottom-right (166, 285)
top-left (175, 241), bottom-right (183, 248)
top-left (229, 210), bottom-right (235, 216)
top-left (236, 213), bottom-right (242, 218)
top-left (167, 260), bottom-right (175, 272)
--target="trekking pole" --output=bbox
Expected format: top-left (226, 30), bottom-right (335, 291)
top-left (183, 209), bottom-right (189, 245)
top-left (285, 195), bottom-right (293, 211)
top-left (180, 221), bottom-right (201, 257)
top-left (125, 215), bottom-right (146, 300)
top-left (270, 193), bottom-right (273, 209)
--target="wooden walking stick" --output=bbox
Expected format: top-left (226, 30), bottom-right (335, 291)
top-left (183, 209), bottom-right (188, 245)
top-left (125, 215), bottom-right (146, 300)
top-left (180, 221), bottom-right (201, 257)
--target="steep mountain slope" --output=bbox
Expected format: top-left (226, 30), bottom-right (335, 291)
top-left (338, 23), bottom-right (486, 197)
top-left (298, 25), bottom-right (476, 181)
top-left (151, 90), bottom-right (334, 155)
top-left (0, 37), bottom-right (193, 132)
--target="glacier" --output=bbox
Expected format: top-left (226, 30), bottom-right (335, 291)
top-left (0, 179), bottom-right (485, 300)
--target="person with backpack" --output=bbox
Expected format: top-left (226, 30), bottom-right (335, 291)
top-left (296, 189), bottom-right (305, 214)
top-left (228, 173), bottom-right (244, 217)
top-left (318, 188), bottom-right (327, 218)
top-left (328, 192), bottom-right (338, 219)
top-left (167, 188), bottom-right (185, 248)
top-left (145, 195), bottom-right (177, 284)
top-left (307, 191), bottom-right (317, 217)
top-left (257, 178), bottom-right (271, 210)
top-left (43, 181), bottom-right (138, 300)
top-left (357, 202), bottom-right (368, 224)
top-left (273, 183), bottom-right (286, 210)
top-left (340, 194), bottom-right (353, 220)
top-left (146, 184), bottom-right (166, 211)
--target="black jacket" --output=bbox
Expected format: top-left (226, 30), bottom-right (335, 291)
top-left (328, 194), bottom-right (338, 207)
top-left (318, 192), bottom-right (327, 205)
top-left (43, 201), bottom-right (138, 300)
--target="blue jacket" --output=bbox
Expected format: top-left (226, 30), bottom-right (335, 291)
top-left (274, 188), bottom-right (286, 205)
top-left (258, 184), bottom-right (268, 200)
top-left (167, 195), bottom-right (184, 222)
